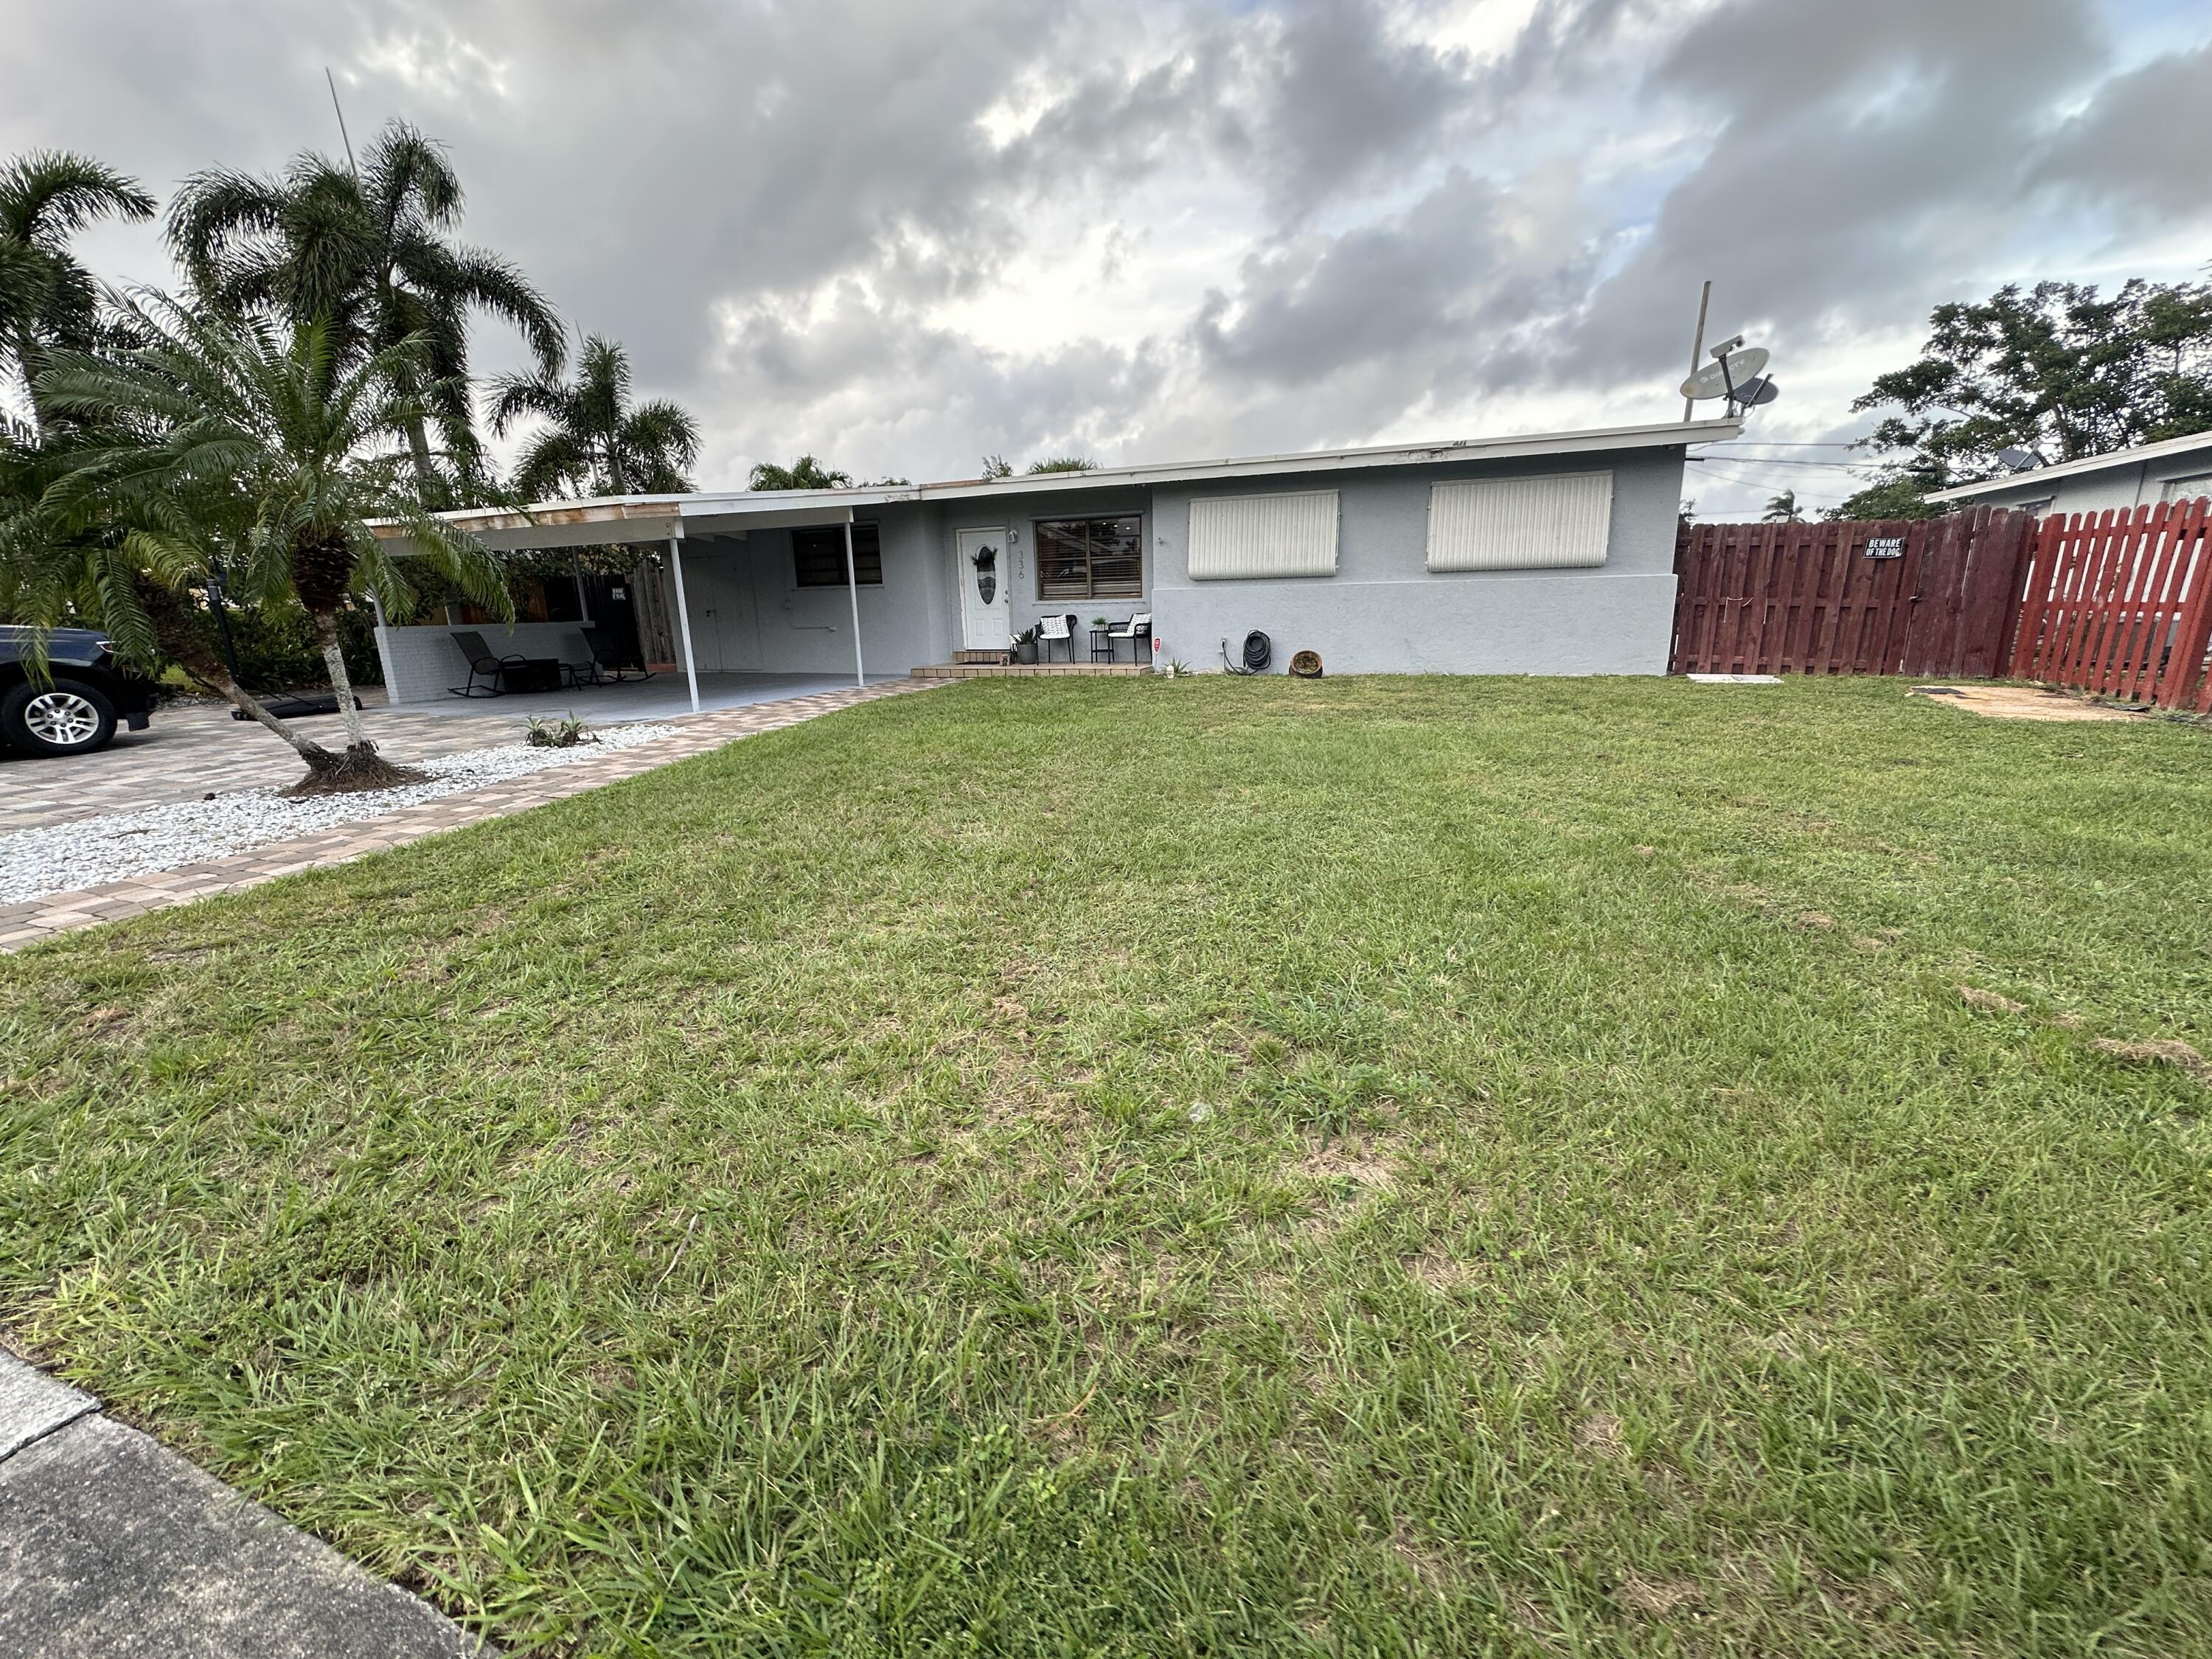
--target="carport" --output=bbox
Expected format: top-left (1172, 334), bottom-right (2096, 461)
top-left (372, 491), bottom-right (883, 714)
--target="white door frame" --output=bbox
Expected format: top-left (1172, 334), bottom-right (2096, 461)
top-left (955, 526), bottom-right (1010, 650)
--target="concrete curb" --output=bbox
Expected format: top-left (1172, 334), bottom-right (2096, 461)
top-left (1, 1348), bottom-right (485, 1657)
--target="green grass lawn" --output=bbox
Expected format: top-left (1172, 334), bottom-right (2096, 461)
top-left (4, 675), bottom-right (2210, 1656)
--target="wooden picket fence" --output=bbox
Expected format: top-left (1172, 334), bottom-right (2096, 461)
top-left (2007, 500), bottom-right (2212, 712)
top-left (1670, 507), bottom-right (2033, 678)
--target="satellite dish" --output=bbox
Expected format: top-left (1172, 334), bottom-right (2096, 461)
top-left (1680, 346), bottom-right (1770, 403)
top-left (1997, 447), bottom-right (2042, 473)
top-left (1730, 375), bottom-right (1781, 408)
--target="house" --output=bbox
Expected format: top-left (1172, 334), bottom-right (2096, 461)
top-left (372, 417), bottom-right (1740, 707)
top-left (1926, 429), bottom-right (2212, 518)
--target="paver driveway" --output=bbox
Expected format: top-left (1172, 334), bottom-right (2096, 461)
top-left (0, 680), bottom-right (934, 950)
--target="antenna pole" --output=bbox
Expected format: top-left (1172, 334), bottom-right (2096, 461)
top-left (1683, 279), bottom-right (1712, 422)
top-left (324, 68), bottom-right (360, 176)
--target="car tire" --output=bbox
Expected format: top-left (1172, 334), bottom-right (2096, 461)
top-left (1, 678), bottom-right (119, 757)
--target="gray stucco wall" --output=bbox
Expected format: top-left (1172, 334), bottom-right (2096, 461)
top-left (1148, 448), bottom-right (1687, 675)
top-left (380, 442), bottom-right (1693, 695)
top-left (667, 514), bottom-right (953, 676)
top-left (375, 619), bottom-right (598, 704)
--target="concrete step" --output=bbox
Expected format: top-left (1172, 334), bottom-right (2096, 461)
top-left (911, 663), bottom-right (1150, 679)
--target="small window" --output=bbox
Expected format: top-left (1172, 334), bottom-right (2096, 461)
top-left (2158, 473), bottom-right (2212, 505)
top-left (793, 522), bottom-right (883, 587)
top-left (1036, 516), bottom-right (1142, 599)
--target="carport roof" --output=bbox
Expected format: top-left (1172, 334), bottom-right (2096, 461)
top-left (376, 417), bottom-right (1740, 552)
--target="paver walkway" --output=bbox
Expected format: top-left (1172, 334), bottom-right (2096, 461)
top-left (1, 1345), bottom-right (482, 1656)
top-left (1, 680), bottom-right (933, 951)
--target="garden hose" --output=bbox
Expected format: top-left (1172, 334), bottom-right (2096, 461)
top-left (1222, 631), bottom-right (1273, 675)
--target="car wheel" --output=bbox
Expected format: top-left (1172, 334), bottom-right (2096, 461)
top-left (1, 678), bottom-right (119, 756)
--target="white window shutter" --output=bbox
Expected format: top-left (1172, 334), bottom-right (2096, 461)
top-left (1189, 490), bottom-right (1340, 580)
top-left (1426, 473), bottom-right (1613, 571)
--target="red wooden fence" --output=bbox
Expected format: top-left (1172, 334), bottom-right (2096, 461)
top-left (1670, 507), bottom-right (2033, 678)
top-left (2006, 501), bottom-right (2212, 712)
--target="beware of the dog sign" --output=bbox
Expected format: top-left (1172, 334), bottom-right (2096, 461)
top-left (1865, 536), bottom-right (1906, 560)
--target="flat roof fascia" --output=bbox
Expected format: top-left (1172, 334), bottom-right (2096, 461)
top-left (1928, 429), bottom-right (2212, 503)
top-left (391, 418), bottom-right (1739, 551)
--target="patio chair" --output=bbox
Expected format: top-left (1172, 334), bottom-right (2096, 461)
top-left (558, 632), bottom-right (601, 689)
top-left (582, 626), bottom-right (655, 684)
top-left (448, 631), bottom-right (526, 698)
top-left (1107, 612), bottom-right (1152, 664)
top-left (1037, 613), bottom-right (1079, 663)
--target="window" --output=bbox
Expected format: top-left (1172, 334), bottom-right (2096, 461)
top-left (1188, 491), bottom-right (1340, 580)
top-left (1036, 515), bottom-right (1142, 599)
top-left (793, 522), bottom-right (883, 587)
top-left (2158, 473), bottom-right (2212, 504)
top-left (1426, 473), bottom-right (1612, 572)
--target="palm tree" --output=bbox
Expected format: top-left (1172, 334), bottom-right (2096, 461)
top-left (748, 454), bottom-right (852, 492)
top-left (492, 335), bottom-right (699, 498)
top-left (1, 151), bottom-right (154, 436)
top-left (1026, 456), bottom-right (1096, 473)
top-left (35, 293), bottom-right (510, 789)
top-left (1763, 489), bottom-right (1804, 522)
top-left (167, 121), bottom-right (563, 505)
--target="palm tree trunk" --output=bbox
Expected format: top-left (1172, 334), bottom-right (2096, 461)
top-left (311, 610), bottom-right (372, 751)
top-left (300, 608), bottom-right (428, 794)
top-left (403, 408), bottom-right (445, 507)
top-left (11, 326), bottom-right (46, 441)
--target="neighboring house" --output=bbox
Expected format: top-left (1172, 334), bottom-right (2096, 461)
top-left (1927, 429), bottom-right (2212, 519)
top-left (373, 417), bottom-right (1739, 704)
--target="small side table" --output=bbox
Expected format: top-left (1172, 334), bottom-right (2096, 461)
top-left (1089, 627), bottom-right (1113, 663)
top-left (501, 659), bottom-right (563, 695)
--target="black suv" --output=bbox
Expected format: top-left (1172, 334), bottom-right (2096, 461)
top-left (0, 625), bottom-right (159, 757)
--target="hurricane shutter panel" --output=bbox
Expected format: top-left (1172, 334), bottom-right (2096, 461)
top-left (1426, 473), bottom-right (1613, 571)
top-left (1188, 490), bottom-right (1341, 580)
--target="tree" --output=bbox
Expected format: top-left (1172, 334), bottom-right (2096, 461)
top-left (167, 121), bottom-right (564, 505)
top-left (492, 335), bottom-right (699, 498)
top-left (35, 293), bottom-right (510, 789)
top-left (1762, 489), bottom-right (1803, 522)
top-left (1026, 455), bottom-right (1095, 473)
top-left (980, 453), bottom-right (1012, 479)
top-left (1824, 470), bottom-right (1947, 522)
top-left (1851, 278), bottom-right (2212, 494)
top-left (748, 454), bottom-right (852, 491)
top-left (1, 151), bottom-right (154, 437)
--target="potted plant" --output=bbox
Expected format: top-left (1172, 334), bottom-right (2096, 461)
top-left (1012, 625), bottom-right (1040, 664)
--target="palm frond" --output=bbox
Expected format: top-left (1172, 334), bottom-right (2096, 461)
top-left (1, 150), bottom-right (156, 244)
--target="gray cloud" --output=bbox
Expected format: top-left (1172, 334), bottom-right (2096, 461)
top-left (2032, 41), bottom-right (2212, 217)
top-left (1564, 0), bottom-right (2114, 386)
top-left (4, 0), bottom-right (2208, 512)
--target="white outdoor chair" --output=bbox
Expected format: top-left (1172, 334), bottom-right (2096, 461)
top-left (1037, 613), bottom-right (1077, 663)
top-left (1107, 612), bottom-right (1152, 664)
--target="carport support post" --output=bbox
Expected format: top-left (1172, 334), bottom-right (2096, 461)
top-left (844, 518), bottom-right (865, 688)
top-left (669, 534), bottom-right (700, 714)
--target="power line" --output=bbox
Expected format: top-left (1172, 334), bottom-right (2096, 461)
top-left (1688, 461), bottom-right (1848, 499)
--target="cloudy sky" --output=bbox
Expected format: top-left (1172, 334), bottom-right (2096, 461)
top-left (8, 0), bottom-right (2208, 512)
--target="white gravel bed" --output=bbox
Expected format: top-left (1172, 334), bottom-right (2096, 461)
top-left (0, 723), bottom-right (682, 905)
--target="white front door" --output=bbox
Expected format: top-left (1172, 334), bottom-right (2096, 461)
top-left (956, 527), bottom-right (1009, 650)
